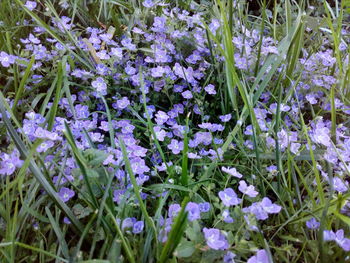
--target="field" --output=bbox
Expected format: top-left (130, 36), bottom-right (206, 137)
top-left (1, 0), bottom-right (350, 262)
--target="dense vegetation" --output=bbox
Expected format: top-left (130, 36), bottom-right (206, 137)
top-left (1, 0), bottom-right (350, 262)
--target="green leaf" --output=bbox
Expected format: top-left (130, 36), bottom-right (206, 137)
top-left (174, 240), bottom-right (195, 258)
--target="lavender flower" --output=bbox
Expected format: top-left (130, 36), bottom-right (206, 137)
top-left (323, 229), bottom-right (350, 251)
top-left (221, 167), bottom-right (243, 178)
top-left (238, 180), bottom-right (258, 198)
top-left (218, 188), bottom-right (241, 207)
top-left (185, 202), bottom-right (201, 221)
top-left (0, 52), bottom-right (15, 67)
top-left (143, 0), bottom-right (155, 8)
top-left (204, 84), bottom-right (216, 95)
top-left (167, 139), bottom-right (184, 155)
top-left (306, 217), bottom-right (320, 230)
top-left (0, 149), bottom-right (24, 176)
top-left (219, 114), bottom-right (232, 122)
top-left (203, 228), bottom-right (229, 250)
top-left (58, 187), bottom-right (75, 202)
top-left (92, 77), bottom-right (107, 95)
top-left (222, 210), bottom-right (234, 223)
top-left (132, 221), bottom-right (144, 234)
top-left (247, 249), bottom-right (270, 263)
top-left (24, 1), bottom-right (37, 11)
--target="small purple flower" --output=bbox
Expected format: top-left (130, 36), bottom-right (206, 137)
top-left (122, 217), bottom-right (136, 230)
top-left (155, 111), bottom-right (169, 125)
top-left (37, 140), bottom-right (54, 153)
top-left (221, 167), bottom-right (243, 178)
top-left (224, 251), bottom-right (236, 263)
top-left (261, 197), bottom-right (282, 214)
top-left (203, 228), bottom-right (229, 250)
top-left (222, 210), bottom-right (234, 223)
top-left (0, 52), bottom-right (15, 68)
top-left (0, 149), bottom-right (24, 176)
top-left (92, 77), bottom-right (107, 95)
top-left (143, 0), bottom-right (155, 8)
top-left (182, 90), bottom-right (193, 99)
top-left (121, 38), bottom-right (136, 51)
top-left (58, 187), bottom-right (75, 202)
top-left (152, 17), bottom-right (167, 33)
top-left (63, 217), bottom-right (71, 224)
top-left (167, 139), bottom-right (184, 155)
top-left (306, 217), bottom-right (320, 230)
top-left (218, 188), bottom-right (241, 207)
top-left (204, 84), bottom-right (216, 95)
top-left (185, 202), bottom-right (201, 221)
top-left (169, 204), bottom-right (181, 218)
top-left (24, 0), bottom-right (37, 11)
top-left (219, 114), bottom-right (232, 122)
top-left (247, 249), bottom-right (270, 263)
top-left (116, 97), bottom-right (130, 110)
top-left (199, 202), bottom-right (210, 212)
top-left (132, 221), bottom-right (144, 234)
top-left (238, 180), bottom-right (258, 198)
top-left (323, 229), bottom-right (350, 251)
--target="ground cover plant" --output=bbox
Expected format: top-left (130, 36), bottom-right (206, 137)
top-left (1, 0), bottom-right (350, 262)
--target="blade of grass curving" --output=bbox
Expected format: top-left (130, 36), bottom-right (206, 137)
top-left (12, 56), bottom-right (35, 110)
top-left (105, 208), bottom-right (135, 263)
top-left (158, 196), bottom-right (189, 263)
top-left (63, 122), bottom-right (98, 208)
top-left (119, 137), bottom-right (157, 242)
top-left (0, 242), bottom-right (69, 262)
top-left (0, 96), bottom-right (83, 232)
top-left (47, 60), bottom-right (64, 131)
top-left (180, 113), bottom-right (190, 187)
top-left (45, 208), bottom-right (70, 260)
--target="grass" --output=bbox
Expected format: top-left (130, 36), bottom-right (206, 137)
top-left (1, 0), bottom-right (350, 262)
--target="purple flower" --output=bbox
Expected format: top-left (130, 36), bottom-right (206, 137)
top-left (24, 0), bottom-right (37, 11)
top-left (306, 217), bottom-right (320, 230)
top-left (132, 221), bottom-right (144, 234)
top-left (0, 149), bottom-right (23, 176)
top-left (323, 229), bottom-right (350, 251)
top-left (152, 17), bottom-right (167, 33)
top-left (219, 114), bottom-right (232, 122)
top-left (224, 251), bottom-right (236, 263)
top-left (121, 38), bottom-right (136, 51)
top-left (261, 197), bottom-right (282, 214)
top-left (37, 140), bottom-right (54, 153)
top-left (222, 210), bottom-right (234, 223)
top-left (203, 228), bottom-right (229, 250)
top-left (58, 187), bottom-right (75, 202)
top-left (182, 90), bottom-right (193, 99)
top-left (199, 202), bottom-right (210, 212)
top-left (92, 77), bottom-right (107, 95)
top-left (143, 0), bottom-right (155, 8)
top-left (0, 52), bottom-right (15, 68)
top-left (153, 126), bottom-right (167, 141)
top-left (247, 249), bottom-right (270, 263)
top-left (238, 180), bottom-right (258, 198)
top-left (63, 217), bottom-right (71, 224)
top-left (185, 202), bottom-right (201, 221)
top-left (169, 204), bottom-right (181, 218)
top-left (116, 97), bottom-right (130, 110)
top-left (243, 198), bottom-right (281, 220)
top-left (130, 157), bottom-right (150, 175)
top-left (218, 188), bottom-right (241, 207)
top-left (167, 139), bottom-right (184, 155)
top-left (155, 111), bottom-right (169, 125)
top-left (204, 84), bottom-right (216, 95)
top-left (221, 167), bottom-right (243, 178)
top-left (122, 217), bottom-right (136, 230)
